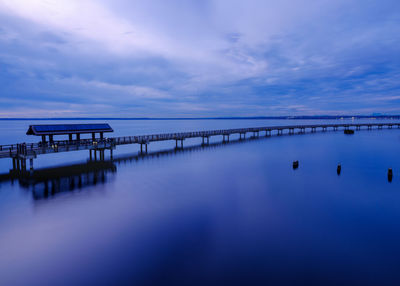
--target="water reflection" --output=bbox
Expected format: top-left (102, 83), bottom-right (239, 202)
top-left (0, 137), bottom-right (262, 199)
top-left (0, 161), bottom-right (116, 199)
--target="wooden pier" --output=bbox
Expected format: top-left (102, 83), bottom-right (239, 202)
top-left (1, 122), bottom-right (399, 171)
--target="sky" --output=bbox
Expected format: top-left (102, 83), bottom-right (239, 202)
top-left (0, 0), bottom-right (399, 118)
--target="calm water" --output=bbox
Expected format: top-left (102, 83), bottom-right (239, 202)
top-left (1, 119), bottom-right (400, 285)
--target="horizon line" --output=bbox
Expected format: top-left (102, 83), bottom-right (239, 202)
top-left (0, 115), bottom-right (400, 120)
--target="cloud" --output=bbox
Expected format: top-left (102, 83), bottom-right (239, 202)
top-left (0, 0), bottom-right (399, 117)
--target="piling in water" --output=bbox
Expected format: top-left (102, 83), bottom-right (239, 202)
top-left (344, 129), bottom-right (355, 135)
top-left (337, 164), bottom-right (341, 175)
top-left (388, 168), bottom-right (393, 182)
top-left (293, 160), bottom-right (299, 169)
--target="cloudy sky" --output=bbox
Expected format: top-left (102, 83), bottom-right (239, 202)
top-left (0, 0), bottom-right (399, 117)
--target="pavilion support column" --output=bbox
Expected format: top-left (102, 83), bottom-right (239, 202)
top-left (94, 150), bottom-right (97, 161)
top-left (29, 158), bottom-right (34, 171)
top-left (12, 157), bottom-right (16, 170)
top-left (69, 134), bottom-right (73, 141)
top-left (42, 135), bottom-right (46, 144)
top-left (76, 134), bottom-right (80, 141)
top-left (89, 149), bottom-right (93, 161)
top-left (110, 148), bottom-right (113, 160)
top-left (92, 133), bottom-right (95, 140)
top-left (21, 159), bottom-right (26, 171)
top-left (100, 132), bottom-right (104, 140)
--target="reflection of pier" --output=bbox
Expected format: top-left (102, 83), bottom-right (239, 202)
top-left (1, 122), bottom-right (400, 172)
top-left (0, 137), bottom-right (255, 199)
top-left (0, 161), bottom-right (116, 200)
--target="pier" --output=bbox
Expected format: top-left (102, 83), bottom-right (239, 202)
top-left (1, 122), bottom-right (399, 171)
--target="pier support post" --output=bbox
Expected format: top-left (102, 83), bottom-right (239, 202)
top-left (110, 149), bottom-right (113, 160)
top-left (202, 136), bottom-right (209, 145)
top-left (94, 150), bottom-right (97, 161)
top-left (140, 143), bottom-right (148, 153)
top-left (175, 139), bottom-right (183, 149)
top-left (29, 158), bottom-right (33, 171)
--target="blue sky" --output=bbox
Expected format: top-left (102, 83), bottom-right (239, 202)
top-left (0, 0), bottom-right (399, 117)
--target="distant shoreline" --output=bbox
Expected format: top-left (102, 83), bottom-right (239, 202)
top-left (0, 116), bottom-right (399, 121)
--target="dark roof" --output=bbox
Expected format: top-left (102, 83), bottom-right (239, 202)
top-left (26, 123), bottom-right (113, 135)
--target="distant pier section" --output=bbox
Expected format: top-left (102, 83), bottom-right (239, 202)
top-left (1, 122), bottom-right (399, 171)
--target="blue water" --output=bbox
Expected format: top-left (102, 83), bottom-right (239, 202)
top-left (0, 119), bottom-right (400, 285)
